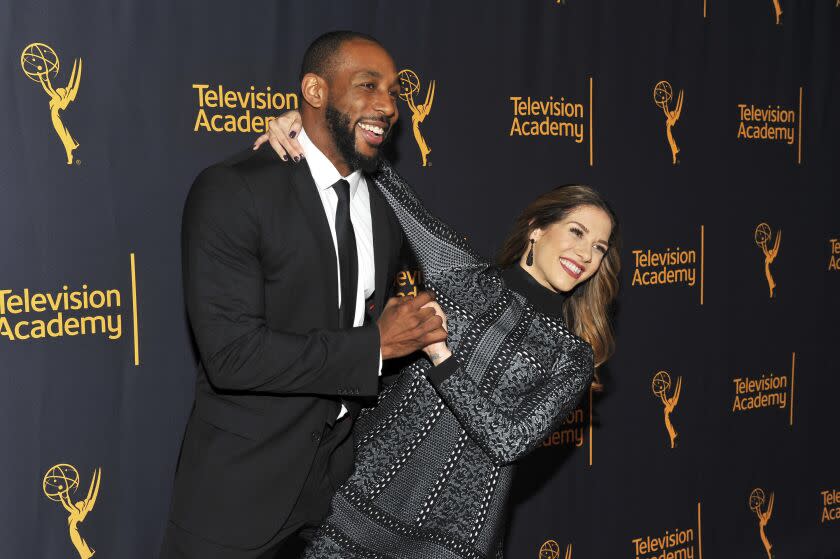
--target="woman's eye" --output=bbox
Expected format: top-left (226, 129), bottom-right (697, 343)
top-left (570, 227), bottom-right (584, 238)
top-left (595, 245), bottom-right (608, 254)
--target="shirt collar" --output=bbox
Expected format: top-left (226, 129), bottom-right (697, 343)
top-left (298, 128), bottom-right (363, 198)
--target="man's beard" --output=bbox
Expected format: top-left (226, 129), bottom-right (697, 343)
top-left (325, 104), bottom-right (385, 174)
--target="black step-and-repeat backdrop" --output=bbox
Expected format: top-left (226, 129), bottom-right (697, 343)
top-left (2, 1), bottom-right (838, 558)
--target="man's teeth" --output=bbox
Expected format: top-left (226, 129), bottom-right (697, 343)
top-left (358, 123), bottom-right (384, 136)
top-left (561, 258), bottom-right (581, 274)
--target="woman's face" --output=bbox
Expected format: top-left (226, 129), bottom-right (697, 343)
top-left (522, 205), bottom-right (613, 293)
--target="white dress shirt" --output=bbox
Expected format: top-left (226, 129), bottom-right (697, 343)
top-left (297, 129), bottom-right (380, 418)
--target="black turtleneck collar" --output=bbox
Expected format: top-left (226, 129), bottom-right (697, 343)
top-left (501, 265), bottom-right (567, 318)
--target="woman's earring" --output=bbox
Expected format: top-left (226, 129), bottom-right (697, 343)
top-left (526, 239), bottom-right (535, 266)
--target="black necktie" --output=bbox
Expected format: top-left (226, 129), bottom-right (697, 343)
top-left (333, 179), bottom-right (358, 328)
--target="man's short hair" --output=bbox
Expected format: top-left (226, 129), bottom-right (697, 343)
top-left (299, 30), bottom-right (382, 83)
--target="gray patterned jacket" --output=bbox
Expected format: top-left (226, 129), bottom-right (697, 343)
top-left (303, 163), bottom-right (595, 559)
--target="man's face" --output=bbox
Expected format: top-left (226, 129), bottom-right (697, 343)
top-left (324, 40), bottom-right (400, 172)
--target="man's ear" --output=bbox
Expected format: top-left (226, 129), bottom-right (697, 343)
top-left (301, 73), bottom-right (327, 109)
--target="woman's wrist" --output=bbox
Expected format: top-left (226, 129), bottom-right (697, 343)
top-left (426, 345), bottom-right (452, 366)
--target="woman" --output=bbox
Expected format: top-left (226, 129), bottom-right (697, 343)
top-left (254, 117), bottom-right (620, 559)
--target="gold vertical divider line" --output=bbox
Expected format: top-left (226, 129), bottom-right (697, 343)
top-left (131, 253), bottom-right (140, 366)
top-left (700, 225), bottom-right (705, 305)
top-left (589, 76), bottom-right (594, 167)
top-left (704, 0), bottom-right (707, 18)
top-left (697, 501), bottom-right (703, 559)
top-left (798, 87), bottom-right (803, 165)
top-left (588, 383), bottom-right (593, 466)
top-left (789, 351), bottom-right (796, 426)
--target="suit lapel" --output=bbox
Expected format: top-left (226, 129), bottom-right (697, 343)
top-left (368, 179), bottom-right (391, 319)
top-left (291, 162), bottom-right (339, 328)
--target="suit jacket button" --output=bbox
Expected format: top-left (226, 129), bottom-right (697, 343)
top-left (311, 431), bottom-right (321, 442)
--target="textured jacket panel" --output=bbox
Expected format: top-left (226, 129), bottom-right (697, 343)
top-left (300, 166), bottom-right (594, 558)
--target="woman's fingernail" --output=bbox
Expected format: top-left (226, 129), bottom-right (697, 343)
top-left (293, 155), bottom-right (300, 163)
top-left (281, 155), bottom-right (288, 161)
top-left (289, 131), bottom-right (296, 138)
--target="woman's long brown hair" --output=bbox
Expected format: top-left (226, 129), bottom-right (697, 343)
top-left (497, 185), bottom-right (621, 377)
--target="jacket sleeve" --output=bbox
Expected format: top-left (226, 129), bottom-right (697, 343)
top-left (372, 163), bottom-right (491, 295)
top-left (425, 336), bottom-right (594, 465)
top-left (181, 164), bottom-right (380, 396)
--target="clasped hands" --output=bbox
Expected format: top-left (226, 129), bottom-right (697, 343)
top-left (377, 291), bottom-right (452, 366)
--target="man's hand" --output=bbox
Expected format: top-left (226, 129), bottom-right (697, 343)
top-left (377, 291), bottom-right (447, 360)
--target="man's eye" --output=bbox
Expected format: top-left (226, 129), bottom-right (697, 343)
top-left (361, 83), bottom-right (375, 89)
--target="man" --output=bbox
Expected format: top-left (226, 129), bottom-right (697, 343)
top-left (161, 31), bottom-right (446, 558)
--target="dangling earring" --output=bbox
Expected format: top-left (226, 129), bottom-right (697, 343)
top-left (526, 239), bottom-right (535, 266)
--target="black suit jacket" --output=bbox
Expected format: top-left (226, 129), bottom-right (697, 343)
top-left (169, 144), bottom-right (403, 548)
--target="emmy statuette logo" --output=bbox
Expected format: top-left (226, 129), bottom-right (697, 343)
top-left (539, 540), bottom-right (572, 559)
top-left (20, 43), bottom-right (82, 165)
top-left (653, 81), bottom-right (683, 165)
top-left (749, 488), bottom-right (774, 559)
top-left (652, 371), bottom-right (681, 448)
top-left (43, 464), bottom-right (102, 558)
top-left (398, 68), bottom-right (435, 167)
top-left (770, 0), bottom-right (782, 25)
top-left (754, 223), bottom-right (781, 298)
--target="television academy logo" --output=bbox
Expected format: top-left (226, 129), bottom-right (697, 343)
top-left (652, 371), bottom-right (682, 449)
top-left (509, 77), bottom-right (595, 166)
top-left (20, 43), bottom-right (82, 165)
top-left (539, 387), bottom-right (596, 466)
top-left (653, 80), bottom-right (683, 165)
top-left (541, 406), bottom-right (585, 449)
top-left (731, 353), bottom-right (796, 427)
top-left (631, 502), bottom-right (703, 559)
top-left (821, 489), bottom-right (840, 523)
top-left (827, 239), bottom-right (839, 271)
top-left (43, 464), bottom-right (102, 559)
top-left (754, 223), bottom-right (781, 298)
top-left (398, 68), bottom-right (435, 167)
top-left (394, 268), bottom-right (423, 298)
top-left (736, 89), bottom-right (804, 165)
top-left (769, 0), bottom-right (782, 25)
top-left (192, 84), bottom-right (298, 133)
top-left (630, 226), bottom-right (705, 305)
top-left (749, 488), bottom-right (774, 559)
top-left (0, 253), bottom-right (143, 367)
top-left (539, 540), bottom-right (572, 559)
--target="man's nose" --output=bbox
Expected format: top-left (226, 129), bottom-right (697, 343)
top-left (373, 93), bottom-right (397, 120)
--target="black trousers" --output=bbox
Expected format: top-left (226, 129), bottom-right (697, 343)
top-left (159, 416), bottom-right (354, 559)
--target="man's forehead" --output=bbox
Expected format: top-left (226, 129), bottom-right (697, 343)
top-left (334, 40), bottom-right (397, 79)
